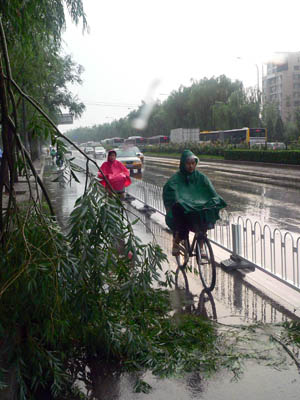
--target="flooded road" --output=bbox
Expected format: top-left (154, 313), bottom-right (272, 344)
top-left (43, 158), bottom-right (300, 400)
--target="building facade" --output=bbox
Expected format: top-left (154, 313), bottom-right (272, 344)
top-left (262, 51), bottom-right (300, 122)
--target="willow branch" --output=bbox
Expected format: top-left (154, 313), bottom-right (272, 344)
top-left (271, 334), bottom-right (300, 371)
top-left (10, 78), bottom-right (115, 193)
top-left (0, 16), bottom-right (12, 85)
top-left (18, 137), bottom-right (55, 217)
top-left (84, 159), bottom-right (90, 194)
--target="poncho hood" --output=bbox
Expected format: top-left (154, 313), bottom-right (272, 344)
top-left (107, 149), bottom-right (117, 162)
top-left (179, 149), bottom-right (198, 174)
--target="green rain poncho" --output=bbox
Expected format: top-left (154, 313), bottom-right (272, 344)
top-left (163, 149), bottom-right (227, 231)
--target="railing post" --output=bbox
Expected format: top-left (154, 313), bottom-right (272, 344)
top-left (220, 223), bottom-right (255, 271)
top-left (144, 184), bottom-right (148, 205)
top-left (232, 224), bottom-right (242, 256)
top-left (141, 182), bottom-right (155, 214)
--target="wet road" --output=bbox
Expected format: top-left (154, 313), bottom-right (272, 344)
top-left (143, 156), bottom-right (300, 235)
top-left (68, 150), bottom-right (300, 235)
top-left (43, 158), bottom-right (300, 400)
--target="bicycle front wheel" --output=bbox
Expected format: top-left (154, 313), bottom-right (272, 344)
top-left (196, 237), bottom-right (216, 291)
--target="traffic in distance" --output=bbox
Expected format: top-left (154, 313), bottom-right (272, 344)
top-left (79, 142), bottom-right (144, 175)
top-left (96, 127), bottom-right (268, 148)
top-left (72, 126), bottom-right (268, 179)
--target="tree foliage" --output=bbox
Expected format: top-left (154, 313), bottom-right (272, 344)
top-left (66, 76), bottom-right (261, 143)
top-left (0, 1), bottom-right (86, 218)
top-left (0, 0), bottom-right (87, 47)
top-left (1, 2), bottom-right (86, 122)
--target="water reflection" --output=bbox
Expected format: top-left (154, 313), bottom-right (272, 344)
top-left (171, 288), bottom-right (218, 322)
top-left (196, 289), bottom-right (217, 321)
top-left (128, 206), bottom-right (299, 325)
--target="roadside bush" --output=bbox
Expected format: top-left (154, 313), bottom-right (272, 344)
top-left (144, 143), bottom-right (226, 157)
top-left (224, 149), bottom-right (300, 165)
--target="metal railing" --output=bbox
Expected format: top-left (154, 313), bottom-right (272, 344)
top-left (127, 178), bottom-right (300, 292)
top-left (133, 212), bottom-right (294, 323)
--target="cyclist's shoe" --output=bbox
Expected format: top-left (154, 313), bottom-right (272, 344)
top-left (172, 239), bottom-right (181, 256)
top-left (172, 233), bottom-right (181, 256)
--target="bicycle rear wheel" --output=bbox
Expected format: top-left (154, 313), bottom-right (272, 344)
top-left (175, 240), bottom-right (189, 291)
top-left (196, 237), bottom-right (216, 291)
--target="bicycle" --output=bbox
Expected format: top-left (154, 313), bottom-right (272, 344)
top-left (55, 155), bottom-right (63, 168)
top-left (175, 221), bottom-right (217, 292)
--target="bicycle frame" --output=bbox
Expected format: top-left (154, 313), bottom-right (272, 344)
top-left (184, 230), bottom-right (206, 257)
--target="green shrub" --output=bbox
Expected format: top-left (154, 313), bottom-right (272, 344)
top-left (224, 149), bottom-right (300, 164)
top-left (144, 143), bottom-right (226, 157)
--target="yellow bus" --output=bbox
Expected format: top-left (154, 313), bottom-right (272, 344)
top-left (199, 127), bottom-right (267, 146)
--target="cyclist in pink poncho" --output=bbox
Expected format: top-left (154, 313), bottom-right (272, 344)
top-left (98, 150), bottom-right (131, 198)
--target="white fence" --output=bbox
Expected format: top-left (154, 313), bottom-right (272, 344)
top-left (127, 178), bottom-right (300, 292)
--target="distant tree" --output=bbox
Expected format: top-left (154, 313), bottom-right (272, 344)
top-left (261, 103), bottom-right (280, 141)
top-left (212, 102), bottom-right (230, 130)
top-left (66, 75), bottom-right (261, 142)
top-left (267, 119), bottom-right (274, 142)
top-left (274, 116), bottom-right (285, 142)
top-left (294, 108), bottom-right (300, 140)
top-left (285, 121), bottom-right (299, 142)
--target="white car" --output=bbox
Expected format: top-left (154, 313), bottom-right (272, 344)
top-left (119, 145), bottom-right (144, 163)
top-left (131, 146), bottom-right (144, 163)
top-left (267, 142), bottom-right (285, 150)
top-left (94, 146), bottom-right (106, 158)
top-left (84, 146), bottom-right (94, 154)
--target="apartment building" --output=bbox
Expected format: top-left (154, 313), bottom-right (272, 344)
top-left (262, 51), bottom-right (300, 122)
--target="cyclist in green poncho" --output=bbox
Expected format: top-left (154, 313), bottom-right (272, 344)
top-left (163, 149), bottom-right (227, 256)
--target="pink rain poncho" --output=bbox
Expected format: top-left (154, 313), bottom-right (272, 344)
top-left (98, 151), bottom-right (131, 192)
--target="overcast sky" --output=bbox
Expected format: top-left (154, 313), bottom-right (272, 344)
top-left (61, 0), bottom-right (300, 132)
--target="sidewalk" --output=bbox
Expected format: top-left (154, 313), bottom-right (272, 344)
top-left (2, 154), bottom-right (46, 208)
top-left (211, 243), bottom-right (300, 319)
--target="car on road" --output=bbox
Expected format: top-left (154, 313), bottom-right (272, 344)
top-left (119, 145), bottom-right (144, 163)
top-left (94, 146), bottom-right (106, 158)
top-left (84, 146), bottom-right (94, 154)
top-left (267, 142), bottom-right (286, 150)
top-left (116, 148), bottom-right (142, 173)
top-left (131, 146), bottom-right (144, 163)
